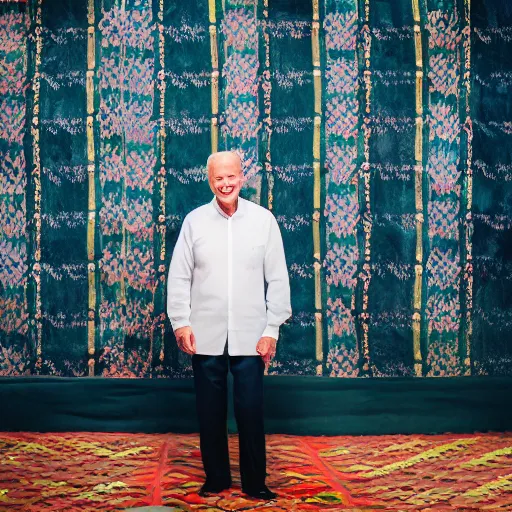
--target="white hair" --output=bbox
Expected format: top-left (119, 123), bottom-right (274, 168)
top-left (206, 150), bottom-right (242, 175)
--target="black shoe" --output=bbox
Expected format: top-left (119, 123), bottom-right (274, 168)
top-left (242, 486), bottom-right (278, 500)
top-left (198, 481), bottom-right (231, 497)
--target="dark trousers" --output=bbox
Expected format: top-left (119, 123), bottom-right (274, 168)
top-left (192, 350), bottom-right (266, 491)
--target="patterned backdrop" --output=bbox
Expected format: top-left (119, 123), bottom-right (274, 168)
top-left (0, 0), bottom-right (511, 378)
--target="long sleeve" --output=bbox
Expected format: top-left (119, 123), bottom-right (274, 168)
top-left (261, 215), bottom-right (292, 340)
top-left (167, 216), bottom-right (194, 331)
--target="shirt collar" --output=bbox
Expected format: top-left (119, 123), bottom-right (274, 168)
top-left (211, 196), bottom-right (246, 219)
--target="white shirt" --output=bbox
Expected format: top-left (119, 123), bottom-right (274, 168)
top-left (167, 197), bottom-right (292, 355)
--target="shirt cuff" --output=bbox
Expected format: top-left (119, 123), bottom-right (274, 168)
top-left (171, 319), bottom-right (191, 332)
top-left (261, 325), bottom-right (279, 341)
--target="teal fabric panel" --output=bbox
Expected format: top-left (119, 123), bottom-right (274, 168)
top-left (0, 0), bottom-right (510, 380)
top-left (471, 1), bottom-right (512, 375)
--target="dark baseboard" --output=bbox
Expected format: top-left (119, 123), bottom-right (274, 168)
top-left (1, 376), bottom-right (511, 435)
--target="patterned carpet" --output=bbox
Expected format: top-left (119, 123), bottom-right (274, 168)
top-left (0, 432), bottom-right (511, 511)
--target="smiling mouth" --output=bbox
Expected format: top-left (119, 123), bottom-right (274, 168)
top-left (219, 187), bottom-right (234, 195)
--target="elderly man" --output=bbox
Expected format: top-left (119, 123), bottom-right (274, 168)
top-left (167, 151), bottom-right (291, 500)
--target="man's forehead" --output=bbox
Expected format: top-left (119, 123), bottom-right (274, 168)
top-left (208, 151), bottom-right (242, 170)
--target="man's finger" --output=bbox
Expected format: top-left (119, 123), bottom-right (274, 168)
top-left (177, 335), bottom-right (193, 355)
top-left (181, 339), bottom-right (190, 354)
top-left (190, 332), bottom-right (197, 353)
top-left (182, 336), bottom-right (194, 354)
top-left (257, 339), bottom-right (268, 356)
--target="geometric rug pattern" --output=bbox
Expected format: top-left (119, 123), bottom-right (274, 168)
top-left (1, 432), bottom-right (511, 511)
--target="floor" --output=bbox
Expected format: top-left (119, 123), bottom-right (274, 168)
top-left (0, 432), bottom-right (511, 511)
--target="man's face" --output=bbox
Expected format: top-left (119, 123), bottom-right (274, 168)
top-left (208, 153), bottom-right (244, 207)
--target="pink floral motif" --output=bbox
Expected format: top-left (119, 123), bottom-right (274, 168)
top-left (324, 192), bottom-right (360, 238)
top-left (98, 6), bottom-right (154, 51)
top-left (0, 200), bottom-right (26, 238)
top-left (326, 97), bottom-right (358, 139)
top-left (100, 242), bottom-right (124, 286)
top-left (429, 53), bottom-right (459, 96)
top-left (99, 56), bottom-right (155, 96)
top-left (324, 243), bottom-right (358, 289)
top-left (0, 343), bottom-right (31, 376)
top-left (221, 9), bottom-right (257, 51)
top-left (0, 297), bottom-right (28, 335)
top-left (99, 299), bottom-right (124, 334)
top-left (429, 103), bottom-right (459, 143)
top-left (326, 144), bottom-right (358, 185)
top-left (99, 96), bottom-right (156, 144)
top-left (220, 5), bottom-right (260, 193)
top-left (326, 344), bottom-right (360, 377)
top-left (99, 194), bottom-right (124, 236)
top-left (0, 99), bottom-right (25, 144)
top-left (222, 99), bottom-right (258, 140)
top-left (0, 10), bottom-right (28, 107)
top-left (426, 292), bottom-right (460, 334)
top-left (324, 12), bottom-right (357, 51)
top-left (426, 340), bottom-right (461, 377)
top-left (326, 57), bottom-right (358, 95)
top-left (427, 147), bottom-right (461, 194)
top-left (0, 240), bottom-right (27, 288)
top-left (428, 198), bottom-right (460, 240)
top-left (425, 7), bottom-right (463, 362)
top-left (100, 149), bottom-right (156, 192)
top-left (125, 246), bottom-right (155, 292)
top-left (100, 342), bottom-right (151, 378)
top-left (96, 0), bottom-right (157, 370)
top-left (125, 300), bottom-right (154, 339)
top-left (99, 146), bottom-right (122, 185)
top-left (126, 151), bottom-right (157, 192)
top-left (223, 54), bottom-right (258, 96)
top-left (99, 243), bottom-right (155, 292)
top-left (426, 247), bottom-right (461, 290)
top-left (0, 10), bottom-right (29, 355)
top-left (326, 297), bottom-right (356, 337)
top-left (235, 146), bottom-right (260, 182)
top-left (100, 298), bottom-right (155, 343)
top-left (426, 10), bottom-right (461, 51)
top-left (0, 13), bottom-right (27, 55)
top-left (125, 197), bottom-right (154, 241)
top-left (0, 54), bottom-right (25, 96)
top-left (0, 151), bottom-right (26, 196)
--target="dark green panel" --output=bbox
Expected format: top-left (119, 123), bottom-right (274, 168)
top-left (268, 6), bottom-right (315, 370)
top-left (38, 0), bottom-right (88, 375)
top-left (366, 0), bottom-right (416, 376)
top-left (2, 376), bottom-right (511, 435)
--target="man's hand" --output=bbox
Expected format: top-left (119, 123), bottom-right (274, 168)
top-left (256, 336), bottom-right (277, 367)
top-left (174, 326), bottom-right (196, 355)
